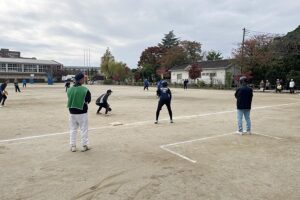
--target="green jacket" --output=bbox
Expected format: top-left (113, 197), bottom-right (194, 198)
top-left (67, 85), bottom-right (88, 110)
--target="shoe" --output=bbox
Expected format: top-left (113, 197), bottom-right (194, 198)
top-left (154, 121), bottom-right (158, 124)
top-left (81, 145), bottom-right (90, 152)
top-left (170, 120), bottom-right (173, 123)
top-left (70, 146), bottom-right (76, 152)
top-left (236, 131), bottom-right (243, 135)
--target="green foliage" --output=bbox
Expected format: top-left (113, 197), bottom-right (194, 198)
top-left (100, 48), bottom-right (115, 78)
top-left (159, 30), bottom-right (179, 49)
top-left (206, 50), bottom-right (223, 61)
top-left (180, 40), bottom-right (202, 63)
top-left (287, 70), bottom-right (300, 85)
top-left (232, 25), bottom-right (300, 85)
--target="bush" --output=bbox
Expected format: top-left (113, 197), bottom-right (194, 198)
top-left (196, 80), bottom-right (206, 88)
top-left (103, 79), bottom-right (113, 85)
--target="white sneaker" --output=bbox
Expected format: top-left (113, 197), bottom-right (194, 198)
top-left (81, 145), bottom-right (90, 152)
top-left (236, 131), bottom-right (243, 135)
top-left (70, 146), bottom-right (76, 152)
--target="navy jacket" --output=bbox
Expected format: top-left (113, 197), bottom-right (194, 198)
top-left (235, 86), bottom-right (253, 109)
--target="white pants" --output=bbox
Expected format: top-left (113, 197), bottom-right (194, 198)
top-left (69, 113), bottom-right (89, 146)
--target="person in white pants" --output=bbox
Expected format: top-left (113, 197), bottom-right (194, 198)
top-left (67, 73), bottom-right (91, 152)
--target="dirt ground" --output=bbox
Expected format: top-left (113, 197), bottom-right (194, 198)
top-left (0, 83), bottom-right (299, 200)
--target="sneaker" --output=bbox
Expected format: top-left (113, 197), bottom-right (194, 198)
top-left (236, 131), bottom-right (243, 135)
top-left (170, 120), bottom-right (174, 123)
top-left (154, 121), bottom-right (158, 124)
top-left (70, 146), bottom-right (76, 152)
top-left (81, 145), bottom-right (90, 152)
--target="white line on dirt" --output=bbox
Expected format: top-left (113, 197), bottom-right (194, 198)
top-left (160, 146), bottom-right (197, 163)
top-left (0, 102), bottom-right (297, 144)
top-left (160, 131), bottom-right (285, 163)
top-left (161, 132), bottom-right (235, 148)
top-left (252, 132), bottom-right (284, 140)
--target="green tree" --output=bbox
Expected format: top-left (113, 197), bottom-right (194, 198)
top-left (159, 30), bottom-right (180, 49)
top-left (180, 40), bottom-right (202, 62)
top-left (206, 50), bottom-right (223, 61)
top-left (100, 48), bottom-right (115, 78)
top-left (160, 46), bottom-right (188, 69)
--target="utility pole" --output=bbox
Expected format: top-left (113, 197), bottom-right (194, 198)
top-left (241, 27), bottom-right (246, 74)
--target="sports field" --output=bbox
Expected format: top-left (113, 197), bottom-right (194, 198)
top-left (0, 84), bottom-right (299, 200)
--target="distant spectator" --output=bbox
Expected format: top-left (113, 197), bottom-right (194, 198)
top-left (289, 79), bottom-right (295, 94)
top-left (259, 80), bottom-right (265, 91)
top-left (183, 79), bottom-right (189, 90)
top-left (144, 79), bottom-right (149, 91)
top-left (265, 80), bottom-right (270, 90)
top-left (14, 79), bottom-right (21, 93)
top-left (22, 79), bottom-right (27, 88)
top-left (65, 80), bottom-right (71, 92)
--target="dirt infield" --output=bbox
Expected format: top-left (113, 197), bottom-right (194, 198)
top-left (0, 84), bottom-right (299, 200)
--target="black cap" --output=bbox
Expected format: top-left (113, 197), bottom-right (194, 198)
top-left (75, 73), bottom-right (84, 81)
top-left (107, 89), bottom-right (112, 93)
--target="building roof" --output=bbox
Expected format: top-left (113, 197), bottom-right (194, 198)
top-left (0, 57), bottom-right (62, 65)
top-left (64, 66), bottom-right (99, 69)
top-left (169, 59), bottom-right (235, 71)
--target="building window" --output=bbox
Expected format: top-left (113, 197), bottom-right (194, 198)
top-left (24, 64), bottom-right (37, 72)
top-left (8, 63), bottom-right (22, 72)
top-left (209, 73), bottom-right (216, 77)
top-left (0, 63), bottom-right (6, 72)
top-left (177, 74), bottom-right (182, 80)
top-left (39, 65), bottom-right (49, 73)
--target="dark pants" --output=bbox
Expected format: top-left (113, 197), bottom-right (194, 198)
top-left (290, 87), bottom-right (295, 93)
top-left (184, 84), bottom-right (187, 90)
top-left (23, 83), bottom-right (26, 88)
top-left (96, 103), bottom-right (109, 114)
top-left (144, 85), bottom-right (149, 90)
top-left (15, 85), bottom-right (20, 92)
top-left (0, 94), bottom-right (7, 105)
top-left (156, 100), bottom-right (172, 121)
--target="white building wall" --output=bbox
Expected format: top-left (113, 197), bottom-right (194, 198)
top-left (171, 68), bottom-right (227, 85)
top-left (171, 70), bottom-right (189, 84)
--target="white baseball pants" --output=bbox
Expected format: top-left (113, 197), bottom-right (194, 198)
top-left (69, 113), bottom-right (89, 146)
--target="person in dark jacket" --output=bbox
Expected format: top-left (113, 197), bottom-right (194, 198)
top-left (65, 80), bottom-right (71, 92)
top-left (96, 89), bottom-right (112, 114)
top-left (144, 79), bottom-right (149, 90)
top-left (235, 76), bottom-right (253, 134)
top-left (67, 73), bottom-right (91, 152)
top-left (183, 79), bottom-right (189, 90)
top-left (0, 80), bottom-right (9, 107)
top-left (14, 79), bottom-right (21, 92)
top-left (155, 81), bottom-right (173, 124)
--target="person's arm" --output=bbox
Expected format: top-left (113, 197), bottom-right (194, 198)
top-left (85, 90), bottom-right (91, 104)
top-left (234, 89), bottom-right (239, 99)
top-left (168, 89), bottom-right (172, 101)
top-left (103, 94), bottom-right (109, 104)
top-left (156, 89), bottom-right (161, 97)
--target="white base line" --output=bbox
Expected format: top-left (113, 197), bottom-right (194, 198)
top-left (160, 132), bottom-right (284, 163)
top-left (160, 146), bottom-right (197, 163)
top-left (0, 102), bottom-right (297, 144)
top-left (252, 132), bottom-right (284, 140)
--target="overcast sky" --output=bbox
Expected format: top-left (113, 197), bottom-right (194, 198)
top-left (0, 0), bottom-right (299, 68)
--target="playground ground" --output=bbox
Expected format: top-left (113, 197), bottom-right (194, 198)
top-left (0, 84), bottom-right (299, 200)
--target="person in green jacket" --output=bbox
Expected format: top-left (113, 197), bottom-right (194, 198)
top-left (67, 73), bottom-right (91, 152)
